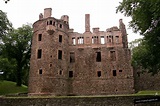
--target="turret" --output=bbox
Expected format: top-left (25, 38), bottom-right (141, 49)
top-left (44, 8), bottom-right (52, 18)
top-left (61, 15), bottom-right (69, 25)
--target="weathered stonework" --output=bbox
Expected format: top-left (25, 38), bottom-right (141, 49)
top-left (28, 8), bottom-right (134, 96)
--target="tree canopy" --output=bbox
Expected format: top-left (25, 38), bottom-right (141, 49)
top-left (117, 0), bottom-right (160, 74)
top-left (1, 25), bottom-right (32, 86)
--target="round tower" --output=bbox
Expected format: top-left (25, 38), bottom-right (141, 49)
top-left (28, 8), bottom-right (70, 96)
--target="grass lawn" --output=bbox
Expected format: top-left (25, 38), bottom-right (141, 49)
top-left (0, 80), bottom-right (28, 95)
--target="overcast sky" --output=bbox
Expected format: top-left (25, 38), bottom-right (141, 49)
top-left (0, 0), bottom-right (142, 42)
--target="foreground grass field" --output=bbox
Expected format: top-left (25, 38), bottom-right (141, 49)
top-left (0, 80), bottom-right (28, 95)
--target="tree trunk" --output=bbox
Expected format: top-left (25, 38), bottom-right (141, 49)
top-left (16, 62), bottom-right (22, 86)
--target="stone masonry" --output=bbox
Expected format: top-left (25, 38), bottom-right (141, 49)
top-left (28, 8), bottom-right (134, 96)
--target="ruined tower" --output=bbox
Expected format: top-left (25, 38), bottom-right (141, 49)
top-left (28, 8), bottom-right (134, 96)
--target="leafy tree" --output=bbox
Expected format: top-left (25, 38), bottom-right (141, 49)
top-left (0, 10), bottom-right (12, 39)
top-left (117, 0), bottom-right (160, 74)
top-left (1, 25), bottom-right (32, 86)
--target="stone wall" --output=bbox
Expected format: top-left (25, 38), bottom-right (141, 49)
top-left (1, 96), bottom-right (160, 106)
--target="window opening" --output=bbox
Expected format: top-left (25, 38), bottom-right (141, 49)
top-left (38, 34), bottom-right (42, 41)
top-left (100, 36), bottom-right (105, 44)
top-left (70, 52), bottom-right (75, 63)
top-left (39, 69), bottom-right (42, 74)
top-left (78, 37), bottom-right (84, 44)
top-left (92, 36), bottom-right (98, 44)
top-left (119, 70), bottom-right (122, 72)
top-left (59, 35), bottom-right (62, 43)
top-left (96, 52), bottom-right (101, 62)
top-left (115, 36), bottom-right (119, 43)
top-left (69, 71), bottom-right (73, 78)
top-left (53, 22), bottom-right (55, 26)
top-left (59, 70), bottom-right (63, 75)
top-left (110, 51), bottom-right (116, 61)
top-left (37, 49), bottom-right (42, 59)
top-left (72, 37), bottom-right (76, 45)
top-left (58, 50), bottom-right (62, 60)
top-left (97, 71), bottom-right (101, 77)
top-left (113, 70), bottom-right (117, 76)
top-left (49, 20), bottom-right (52, 25)
top-left (60, 24), bottom-right (63, 28)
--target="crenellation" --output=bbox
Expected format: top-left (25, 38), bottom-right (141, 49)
top-left (28, 8), bottom-right (134, 96)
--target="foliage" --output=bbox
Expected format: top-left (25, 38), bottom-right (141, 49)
top-left (0, 25), bottom-right (32, 86)
top-left (0, 10), bottom-right (12, 38)
top-left (0, 80), bottom-right (27, 95)
top-left (117, 0), bottom-right (160, 74)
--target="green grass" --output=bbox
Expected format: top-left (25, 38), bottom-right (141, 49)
top-left (0, 80), bottom-right (28, 95)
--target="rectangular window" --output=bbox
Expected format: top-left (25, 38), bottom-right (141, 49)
top-left (70, 52), bottom-right (75, 63)
top-left (96, 52), bottom-right (101, 62)
top-left (59, 35), bottom-right (62, 42)
top-left (37, 49), bottom-right (42, 59)
top-left (39, 69), bottom-right (42, 74)
top-left (38, 34), bottom-right (42, 41)
top-left (119, 70), bottom-right (122, 72)
top-left (69, 71), bottom-right (73, 78)
top-left (97, 71), bottom-right (101, 77)
top-left (60, 24), bottom-right (63, 28)
top-left (49, 20), bottom-right (52, 25)
top-left (110, 51), bottom-right (116, 61)
top-left (100, 36), bottom-right (105, 44)
top-left (58, 50), bottom-right (62, 60)
top-left (115, 36), bottom-right (119, 43)
top-left (113, 70), bottom-right (116, 76)
top-left (77, 37), bottom-right (84, 44)
top-left (92, 36), bottom-right (98, 44)
top-left (72, 37), bottom-right (76, 45)
top-left (59, 70), bottom-right (63, 75)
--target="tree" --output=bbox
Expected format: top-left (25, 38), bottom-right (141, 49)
top-left (1, 25), bottom-right (32, 86)
top-left (0, 10), bottom-right (12, 39)
top-left (116, 0), bottom-right (160, 74)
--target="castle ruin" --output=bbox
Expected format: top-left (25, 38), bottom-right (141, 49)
top-left (28, 8), bottom-right (134, 96)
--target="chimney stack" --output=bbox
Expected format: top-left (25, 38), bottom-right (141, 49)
top-left (44, 8), bottom-right (52, 18)
top-left (85, 14), bottom-right (90, 32)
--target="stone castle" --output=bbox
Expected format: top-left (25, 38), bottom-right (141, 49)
top-left (28, 8), bottom-right (134, 96)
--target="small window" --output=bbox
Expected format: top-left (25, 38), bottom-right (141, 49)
top-left (100, 36), bottom-right (105, 44)
top-left (59, 70), bottom-right (63, 75)
top-left (70, 52), bottom-right (75, 63)
top-left (59, 35), bottom-right (62, 43)
top-left (53, 22), bottom-right (55, 26)
top-left (72, 37), bottom-right (76, 45)
top-left (49, 20), bottom-right (52, 25)
top-left (69, 71), bottom-right (73, 78)
top-left (60, 24), bottom-right (63, 28)
top-left (113, 70), bottom-right (117, 76)
top-left (37, 49), bottom-right (42, 59)
top-left (38, 34), bottom-right (42, 41)
top-left (96, 52), bottom-right (101, 62)
top-left (50, 63), bottom-right (52, 67)
top-left (39, 69), bottom-right (42, 74)
top-left (97, 71), bottom-right (101, 77)
top-left (115, 36), bottom-right (119, 43)
top-left (58, 50), bottom-right (62, 60)
top-left (119, 70), bottom-right (122, 72)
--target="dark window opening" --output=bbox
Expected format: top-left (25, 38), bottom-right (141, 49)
top-left (97, 71), bottom-right (101, 77)
top-left (69, 71), bottom-right (73, 78)
top-left (59, 70), bottom-right (62, 75)
top-left (37, 49), bottom-right (42, 59)
top-left (47, 21), bottom-right (49, 25)
top-left (113, 70), bottom-right (117, 76)
top-left (39, 69), bottom-right (42, 74)
top-left (50, 64), bottom-right (52, 67)
top-left (53, 22), bottom-right (55, 26)
top-left (60, 24), bottom-right (62, 28)
top-left (70, 52), bottom-right (75, 63)
top-left (59, 35), bottom-right (62, 42)
top-left (58, 50), bottom-right (62, 60)
top-left (110, 51), bottom-right (116, 61)
top-left (119, 70), bottom-right (122, 72)
top-left (49, 20), bottom-right (52, 25)
top-left (38, 34), bottom-right (42, 41)
top-left (96, 52), bottom-right (101, 62)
